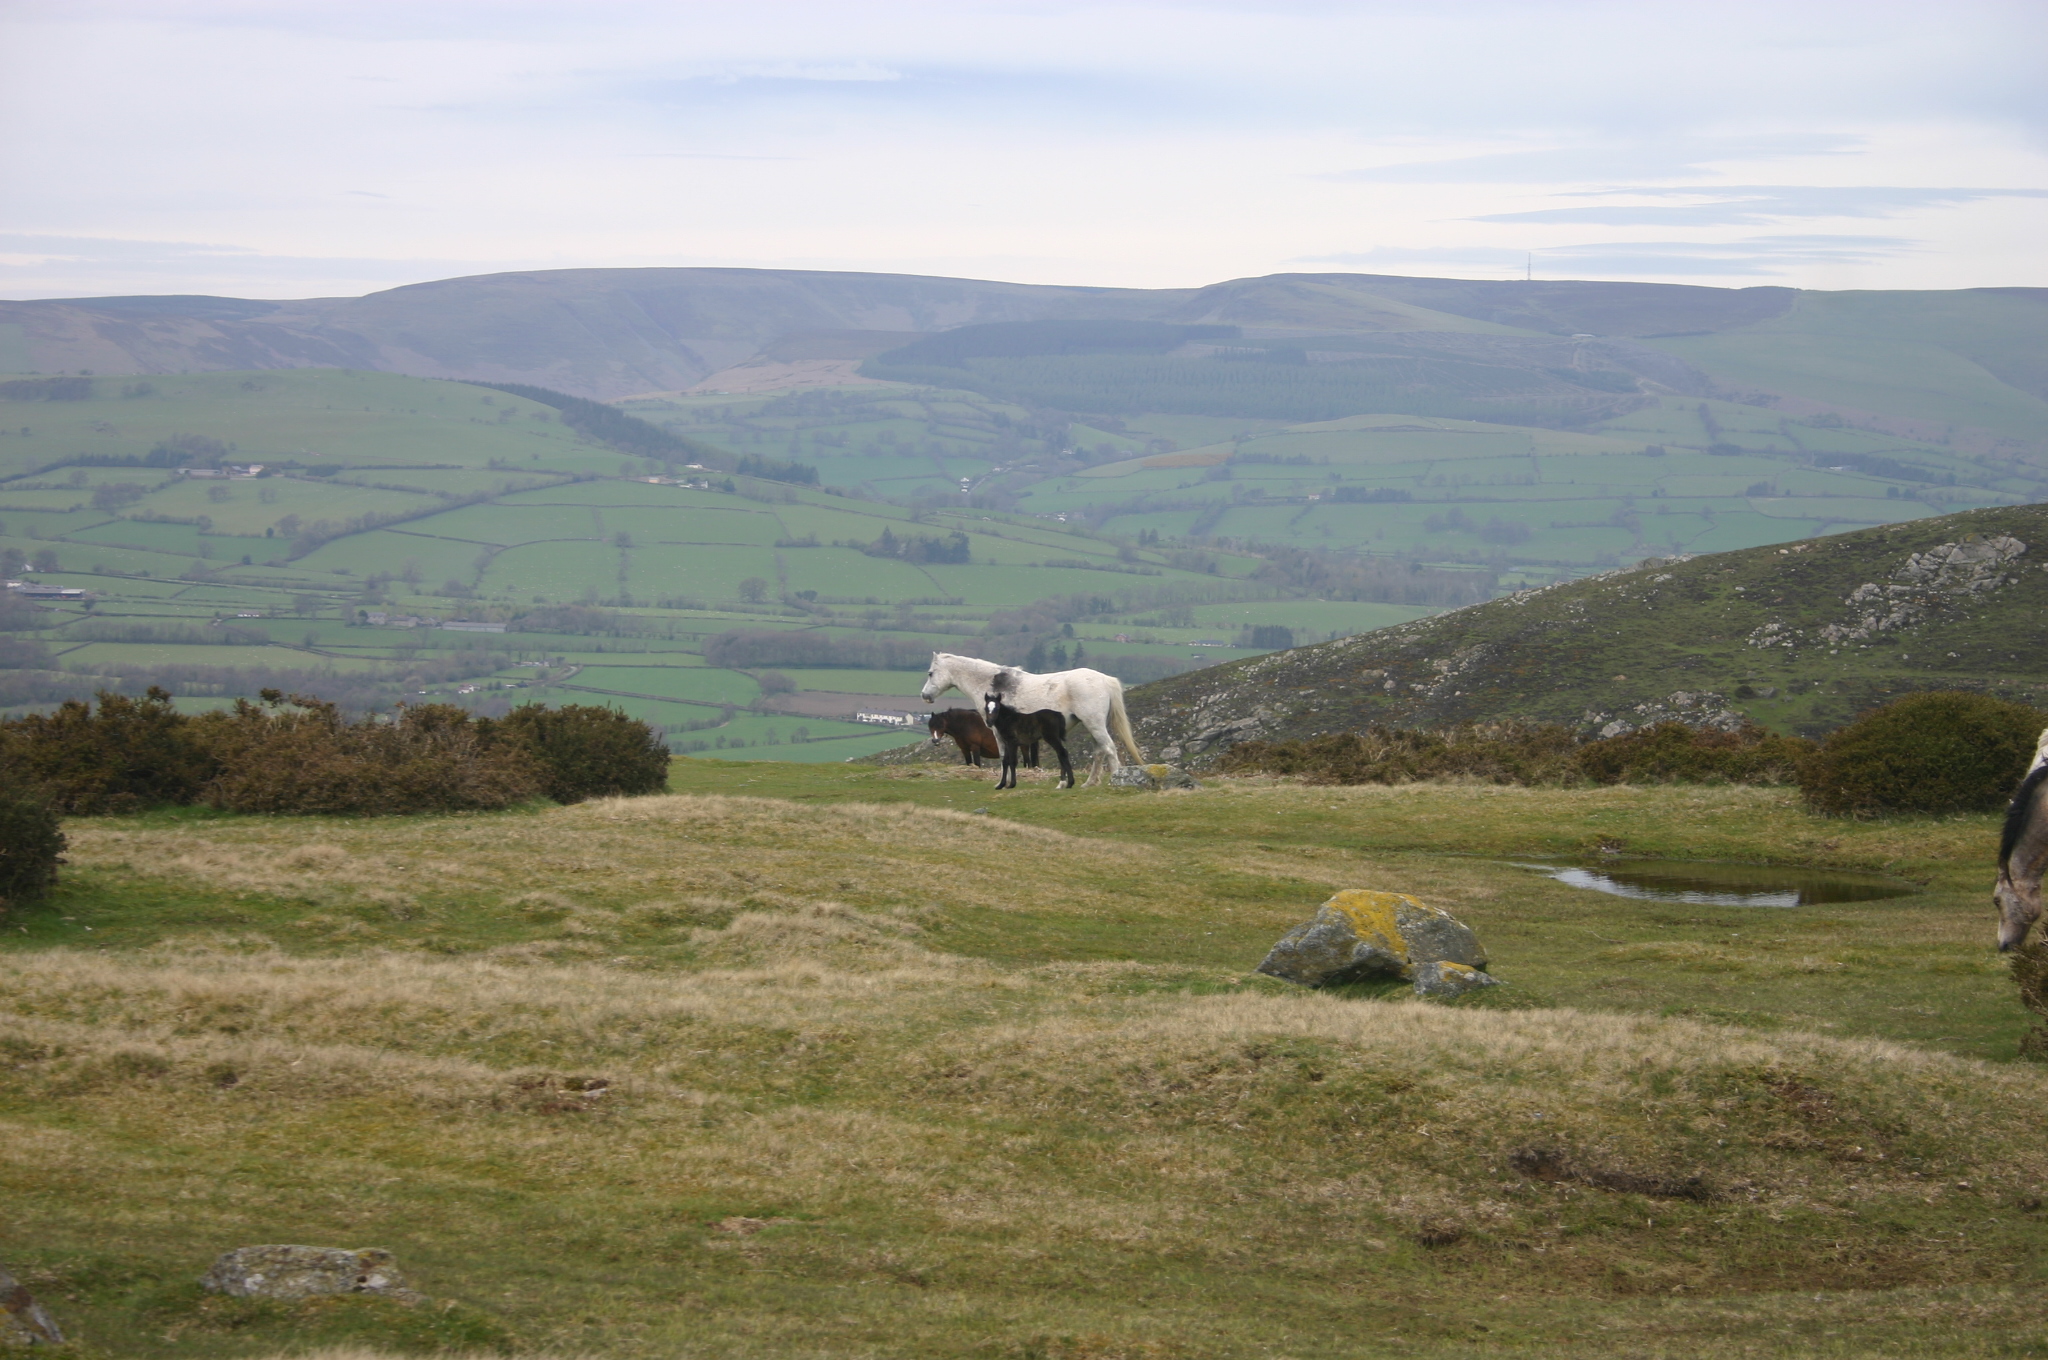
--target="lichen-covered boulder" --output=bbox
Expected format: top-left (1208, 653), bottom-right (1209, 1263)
top-left (1256, 890), bottom-right (1492, 996)
top-left (0, 1261), bottom-right (63, 1346)
top-left (1109, 763), bottom-right (1199, 790)
top-left (200, 1246), bottom-right (422, 1304)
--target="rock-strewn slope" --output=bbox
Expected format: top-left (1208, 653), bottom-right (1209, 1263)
top-left (1124, 504), bottom-right (2048, 761)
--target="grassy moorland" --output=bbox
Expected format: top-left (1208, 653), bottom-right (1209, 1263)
top-left (2, 760), bottom-right (2043, 1358)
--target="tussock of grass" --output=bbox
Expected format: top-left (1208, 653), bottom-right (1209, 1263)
top-left (11, 774), bottom-right (2048, 1355)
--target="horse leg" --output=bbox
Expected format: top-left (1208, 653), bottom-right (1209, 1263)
top-left (1077, 711), bottom-right (1119, 785)
top-left (993, 726), bottom-right (1016, 789)
top-left (1042, 727), bottom-right (1074, 789)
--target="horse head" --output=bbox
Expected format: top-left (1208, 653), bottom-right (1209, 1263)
top-left (982, 667), bottom-right (1019, 722)
top-left (1997, 869), bottom-right (2041, 951)
top-left (919, 652), bottom-right (948, 704)
top-left (927, 711), bottom-right (946, 744)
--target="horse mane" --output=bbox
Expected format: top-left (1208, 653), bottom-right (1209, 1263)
top-left (1999, 764), bottom-right (2048, 873)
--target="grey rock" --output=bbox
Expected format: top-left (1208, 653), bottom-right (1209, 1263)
top-left (200, 1245), bottom-right (423, 1304)
top-left (0, 1262), bottom-right (62, 1347)
top-left (1109, 763), bottom-right (1200, 790)
top-left (1411, 959), bottom-right (1505, 999)
top-left (1256, 890), bottom-right (1490, 992)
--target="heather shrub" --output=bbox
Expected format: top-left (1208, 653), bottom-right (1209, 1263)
top-left (0, 686), bottom-right (217, 813)
top-left (1219, 723), bottom-right (1580, 785)
top-left (490, 702), bottom-right (670, 803)
top-left (1798, 691), bottom-right (2046, 816)
top-left (200, 695), bottom-right (542, 815)
top-left (1575, 722), bottom-right (1814, 786)
top-left (1220, 720), bottom-right (1813, 787)
top-left (0, 789), bottom-right (65, 906)
top-left (2013, 937), bottom-right (2048, 1062)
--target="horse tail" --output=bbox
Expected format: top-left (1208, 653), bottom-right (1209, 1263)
top-left (1106, 682), bottom-right (1145, 765)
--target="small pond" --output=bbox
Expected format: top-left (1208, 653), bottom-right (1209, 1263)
top-left (1511, 859), bottom-right (1920, 908)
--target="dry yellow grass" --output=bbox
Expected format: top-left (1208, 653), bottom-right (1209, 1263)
top-left (11, 780), bottom-right (2048, 1355)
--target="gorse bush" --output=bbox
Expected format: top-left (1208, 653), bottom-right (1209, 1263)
top-left (0, 790), bottom-right (65, 906)
top-left (1219, 721), bottom-right (1813, 788)
top-left (203, 694), bottom-right (542, 815)
top-left (0, 688), bottom-right (670, 816)
top-left (1798, 691), bottom-right (2046, 816)
top-left (0, 686), bottom-right (218, 813)
top-left (492, 703), bottom-right (672, 804)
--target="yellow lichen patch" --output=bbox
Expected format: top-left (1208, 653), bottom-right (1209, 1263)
top-left (1322, 890), bottom-right (1425, 963)
top-left (1437, 962), bottom-right (1480, 978)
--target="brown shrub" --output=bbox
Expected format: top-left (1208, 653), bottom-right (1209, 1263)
top-left (199, 694), bottom-right (541, 815)
top-left (1219, 723), bottom-right (1580, 785)
top-left (1575, 722), bottom-right (1814, 786)
top-left (1220, 720), bottom-right (1812, 788)
top-left (0, 686), bottom-right (218, 813)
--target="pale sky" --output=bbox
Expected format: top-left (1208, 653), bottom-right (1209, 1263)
top-left (3, 0), bottom-right (2045, 300)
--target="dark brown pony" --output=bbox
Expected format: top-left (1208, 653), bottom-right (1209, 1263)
top-left (928, 708), bottom-right (1000, 767)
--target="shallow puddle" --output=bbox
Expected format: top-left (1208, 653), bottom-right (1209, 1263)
top-left (1512, 859), bottom-right (1920, 908)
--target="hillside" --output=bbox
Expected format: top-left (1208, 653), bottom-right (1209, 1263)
top-left (638, 382), bottom-right (2044, 586)
top-left (0, 368), bottom-right (1441, 744)
top-left (1126, 502), bottom-right (2048, 761)
top-left (6, 271), bottom-right (2044, 451)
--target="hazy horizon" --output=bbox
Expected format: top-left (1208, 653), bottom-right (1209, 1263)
top-left (3, 0), bottom-right (2044, 301)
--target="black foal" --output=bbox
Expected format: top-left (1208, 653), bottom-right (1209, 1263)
top-left (982, 692), bottom-right (1073, 790)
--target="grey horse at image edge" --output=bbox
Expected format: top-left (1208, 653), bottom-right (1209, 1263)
top-left (1996, 762), bottom-right (2048, 951)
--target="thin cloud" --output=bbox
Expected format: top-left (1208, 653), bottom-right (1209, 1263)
top-left (1470, 185), bottom-right (2048, 226)
top-left (627, 152), bottom-right (804, 161)
top-left (1325, 135), bottom-right (1863, 185)
top-left (1298, 234), bottom-right (1917, 278)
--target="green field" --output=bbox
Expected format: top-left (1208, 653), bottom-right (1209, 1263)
top-left (4, 348), bottom-right (2043, 741)
top-left (0, 370), bottom-right (1304, 738)
top-left (8, 764), bottom-right (2048, 1356)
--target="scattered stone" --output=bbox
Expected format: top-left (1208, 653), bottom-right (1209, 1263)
top-left (0, 1261), bottom-right (63, 1346)
top-left (1411, 959), bottom-right (1504, 999)
top-left (1255, 889), bottom-right (1494, 998)
top-left (200, 1246), bottom-right (424, 1304)
top-left (1586, 688), bottom-right (1746, 739)
top-left (1108, 762), bottom-right (1200, 790)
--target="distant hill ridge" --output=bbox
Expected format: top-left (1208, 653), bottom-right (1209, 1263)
top-left (1124, 502), bottom-right (2048, 759)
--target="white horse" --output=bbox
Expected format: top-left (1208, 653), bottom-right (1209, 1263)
top-left (920, 651), bottom-right (1144, 783)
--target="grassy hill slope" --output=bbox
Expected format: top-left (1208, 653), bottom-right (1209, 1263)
top-left (644, 382), bottom-right (2044, 587)
top-left (7, 763), bottom-right (2046, 1356)
top-left (1125, 502), bottom-right (2048, 761)
top-left (9, 270), bottom-right (2041, 434)
top-left (1648, 289), bottom-right (2048, 445)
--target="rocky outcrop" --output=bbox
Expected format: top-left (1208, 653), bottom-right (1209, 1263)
top-left (1256, 890), bottom-right (1494, 998)
top-left (0, 1262), bottom-right (63, 1346)
top-left (200, 1246), bottom-right (423, 1304)
top-left (1108, 763), bottom-right (1199, 790)
top-left (1812, 535), bottom-right (2028, 645)
top-left (1580, 689), bottom-right (1747, 740)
